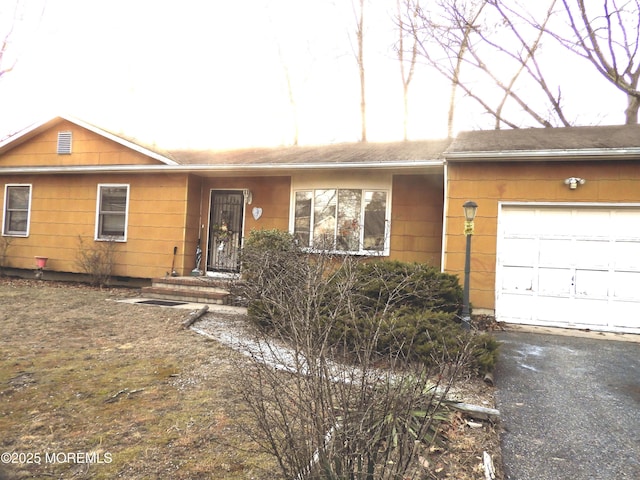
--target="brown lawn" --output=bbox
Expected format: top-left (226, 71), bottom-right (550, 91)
top-left (0, 278), bottom-right (501, 480)
top-left (0, 278), bottom-right (278, 480)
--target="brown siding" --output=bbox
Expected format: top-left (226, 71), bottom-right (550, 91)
top-left (1, 173), bottom-right (190, 278)
top-left (445, 160), bottom-right (640, 312)
top-left (184, 175), bottom-right (204, 273)
top-left (390, 174), bottom-right (444, 268)
top-left (0, 120), bottom-right (162, 167)
top-left (200, 176), bottom-right (291, 235)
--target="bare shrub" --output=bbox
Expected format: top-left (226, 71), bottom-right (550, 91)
top-left (0, 236), bottom-right (13, 275)
top-left (75, 236), bottom-right (118, 286)
top-left (235, 230), bottom-right (475, 479)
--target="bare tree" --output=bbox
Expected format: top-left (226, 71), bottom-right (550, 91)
top-left (475, 0), bottom-right (569, 128)
top-left (1, 31), bottom-right (15, 78)
top-left (445, 1), bottom-right (486, 137)
top-left (275, 41), bottom-right (300, 146)
top-left (402, 0), bottom-right (570, 131)
top-left (396, 0), bottom-right (419, 140)
top-left (266, 6), bottom-right (304, 147)
top-left (1, 0), bottom-right (46, 82)
top-left (0, 1), bottom-right (21, 79)
top-left (352, 0), bottom-right (367, 142)
top-left (547, 0), bottom-right (640, 124)
top-left (404, 0), bottom-right (640, 130)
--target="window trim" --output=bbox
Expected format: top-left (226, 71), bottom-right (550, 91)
top-left (2, 184), bottom-right (32, 237)
top-left (291, 187), bottom-right (390, 256)
top-left (95, 184), bottom-right (130, 242)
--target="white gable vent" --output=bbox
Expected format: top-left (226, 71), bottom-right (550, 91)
top-left (57, 131), bottom-right (72, 154)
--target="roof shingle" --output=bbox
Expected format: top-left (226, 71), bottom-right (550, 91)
top-left (448, 124), bottom-right (640, 154)
top-left (167, 139), bottom-right (451, 166)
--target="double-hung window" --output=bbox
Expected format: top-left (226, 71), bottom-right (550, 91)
top-left (3, 184), bottom-right (32, 236)
top-left (293, 188), bottom-right (388, 254)
top-left (96, 184), bottom-right (129, 241)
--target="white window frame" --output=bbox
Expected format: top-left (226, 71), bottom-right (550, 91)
top-left (291, 187), bottom-right (390, 255)
top-left (95, 184), bottom-right (130, 241)
top-left (2, 184), bottom-right (32, 237)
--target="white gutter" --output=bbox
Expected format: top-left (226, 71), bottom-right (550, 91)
top-left (446, 147), bottom-right (640, 161)
top-left (0, 160), bottom-right (444, 175)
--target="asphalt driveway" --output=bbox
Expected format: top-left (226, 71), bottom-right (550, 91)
top-left (493, 329), bottom-right (640, 480)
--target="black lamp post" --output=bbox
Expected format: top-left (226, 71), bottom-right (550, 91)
top-left (461, 201), bottom-right (478, 331)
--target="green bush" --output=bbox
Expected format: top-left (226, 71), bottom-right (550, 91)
top-left (331, 306), bottom-right (499, 374)
top-left (242, 228), bottom-right (300, 257)
top-left (240, 238), bottom-right (499, 374)
top-left (240, 229), bottom-right (304, 328)
top-left (470, 333), bottom-right (501, 374)
top-left (339, 260), bottom-right (463, 315)
top-left (378, 311), bottom-right (464, 362)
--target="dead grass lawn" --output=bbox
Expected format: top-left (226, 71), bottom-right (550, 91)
top-left (0, 278), bottom-right (278, 480)
top-left (0, 278), bottom-right (502, 480)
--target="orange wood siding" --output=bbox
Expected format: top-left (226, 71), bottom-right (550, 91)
top-left (0, 120), bottom-right (162, 167)
top-left (1, 173), bottom-right (191, 278)
top-left (390, 174), bottom-right (444, 268)
top-left (445, 160), bottom-right (640, 312)
top-left (200, 176), bottom-right (291, 235)
top-left (184, 174), bottom-right (204, 272)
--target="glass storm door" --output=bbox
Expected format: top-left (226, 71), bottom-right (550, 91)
top-left (207, 191), bottom-right (244, 272)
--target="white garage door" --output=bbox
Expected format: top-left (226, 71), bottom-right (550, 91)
top-left (496, 204), bottom-right (640, 334)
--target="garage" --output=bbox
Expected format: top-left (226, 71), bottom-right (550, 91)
top-left (496, 204), bottom-right (640, 334)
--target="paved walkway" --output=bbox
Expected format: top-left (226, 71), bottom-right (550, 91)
top-left (494, 328), bottom-right (640, 480)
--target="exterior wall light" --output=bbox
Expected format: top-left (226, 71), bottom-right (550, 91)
top-left (564, 177), bottom-right (586, 190)
top-left (242, 188), bottom-right (253, 204)
top-left (461, 201), bottom-right (478, 331)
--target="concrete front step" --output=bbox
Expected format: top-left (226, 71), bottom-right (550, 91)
top-left (141, 286), bottom-right (228, 305)
top-left (141, 276), bottom-right (234, 305)
top-left (150, 276), bottom-right (233, 290)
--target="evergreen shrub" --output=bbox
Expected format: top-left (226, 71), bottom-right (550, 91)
top-left (240, 231), bottom-right (499, 373)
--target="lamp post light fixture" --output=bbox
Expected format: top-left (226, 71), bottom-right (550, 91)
top-left (461, 201), bottom-right (478, 330)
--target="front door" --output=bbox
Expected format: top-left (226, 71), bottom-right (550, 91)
top-left (207, 190), bottom-right (244, 273)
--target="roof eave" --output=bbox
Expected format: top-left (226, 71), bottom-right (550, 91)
top-left (0, 160), bottom-right (444, 175)
top-left (64, 116), bottom-right (179, 166)
top-left (445, 147), bottom-right (640, 161)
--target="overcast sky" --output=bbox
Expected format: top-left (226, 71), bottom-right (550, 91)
top-left (0, 0), bottom-right (627, 149)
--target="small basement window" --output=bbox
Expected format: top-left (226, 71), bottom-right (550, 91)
top-left (57, 131), bottom-right (72, 154)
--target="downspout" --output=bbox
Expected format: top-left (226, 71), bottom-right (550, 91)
top-left (440, 161), bottom-right (449, 273)
top-left (198, 180), bottom-right (204, 238)
top-left (194, 180), bottom-right (204, 275)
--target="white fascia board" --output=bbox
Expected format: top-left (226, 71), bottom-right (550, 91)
top-left (0, 117), bottom-right (53, 150)
top-left (445, 147), bottom-right (640, 161)
top-left (0, 160), bottom-right (444, 175)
